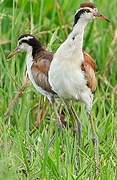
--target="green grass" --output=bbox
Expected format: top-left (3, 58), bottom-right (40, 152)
top-left (0, 0), bottom-right (117, 179)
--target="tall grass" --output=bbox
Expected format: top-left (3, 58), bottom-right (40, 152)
top-left (0, 0), bottom-right (117, 179)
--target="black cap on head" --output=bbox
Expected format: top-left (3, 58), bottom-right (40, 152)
top-left (18, 34), bottom-right (40, 47)
top-left (18, 34), bottom-right (43, 57)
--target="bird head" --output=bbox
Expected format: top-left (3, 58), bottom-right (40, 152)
top-left (73, 2), bottom-right (110, 26)
top-left (7, 34), bottom-right (41, 59)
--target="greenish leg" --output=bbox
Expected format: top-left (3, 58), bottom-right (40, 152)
top-left (88, 113), bottom-right (100, 176)
top-left (64, 101), bottom-right (82, 176)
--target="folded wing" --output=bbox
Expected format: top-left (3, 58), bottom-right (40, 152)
top-left (31, 51), bottom-right (55, 93)
top-left (82, 52), bottom-right (97, 92)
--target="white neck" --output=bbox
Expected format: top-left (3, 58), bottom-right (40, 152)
top-left (25, 45), bottom-right (33, 54)
top-left (57, 18), bottom-right (88, 66)
top-left (56, 18), bottom-right (89, 66)
top-left (25, 46), bottom-right (33, 67)
top-left (68, 18), bottom-right (88, 51)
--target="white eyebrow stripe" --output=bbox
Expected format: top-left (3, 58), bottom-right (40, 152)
top-left (19, 36), bottom-right (33, 42)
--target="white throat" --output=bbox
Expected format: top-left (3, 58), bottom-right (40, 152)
top-left (55, 18), bottom-right (88, 66)
top-left (25, 47), bottom-right (33, 72)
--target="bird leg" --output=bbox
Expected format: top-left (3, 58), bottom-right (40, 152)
top-left (70, 105), bottom-right (82, 176)
top-left (88, 112), bottom-right (100, 176)
top-left (30, 97), bottom-right (67, 135)
top-left (83, 91), bottom-right (100, 176)
top-left (48, 102), bottom-right (66, 148)
top-left (70, 105), bottom-right (82, 145)
top-left (30, 99), bottom-right (49, 135)
top-left (53, 102), bottom-right (66, 128)
top-left (64, 101), bottom-right (82, 145)
top-left (64, 101), bottom-right (82, 175)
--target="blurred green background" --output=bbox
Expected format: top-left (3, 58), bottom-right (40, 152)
top-left (0, 0), bottom-right (117, 179)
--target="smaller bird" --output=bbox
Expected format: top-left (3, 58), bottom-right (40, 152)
top-left (8, 34), bottom-right (56, 103)
top-left (7, 34), bottom-right (65, 130)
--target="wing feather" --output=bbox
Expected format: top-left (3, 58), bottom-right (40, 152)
top-left (83, 52), bottom-right (97, 92)
top-left (31, 51), bottom-right (55, 93)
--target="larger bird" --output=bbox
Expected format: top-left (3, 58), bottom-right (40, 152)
top-left (48, 2), bottom-right (109, 172)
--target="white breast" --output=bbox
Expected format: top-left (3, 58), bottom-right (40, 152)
top-left (48, 40), bottom-right (88, 100)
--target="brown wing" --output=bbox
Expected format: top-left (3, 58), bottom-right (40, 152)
top-left (82, 52), bottom-right (97, 92)
top-left (31, 50), bottom-right (55, 94)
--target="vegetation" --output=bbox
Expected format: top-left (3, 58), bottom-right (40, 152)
top-left (0, 0), bottom-right (117, 179)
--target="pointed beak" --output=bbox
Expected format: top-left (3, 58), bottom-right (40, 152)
top-left (94, 12), bottom-right (110, 22)
top-left (7, 47), bottom-right (20, 60)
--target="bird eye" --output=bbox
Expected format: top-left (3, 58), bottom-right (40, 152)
top-left (85, 9), bottom-right (91, 13)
